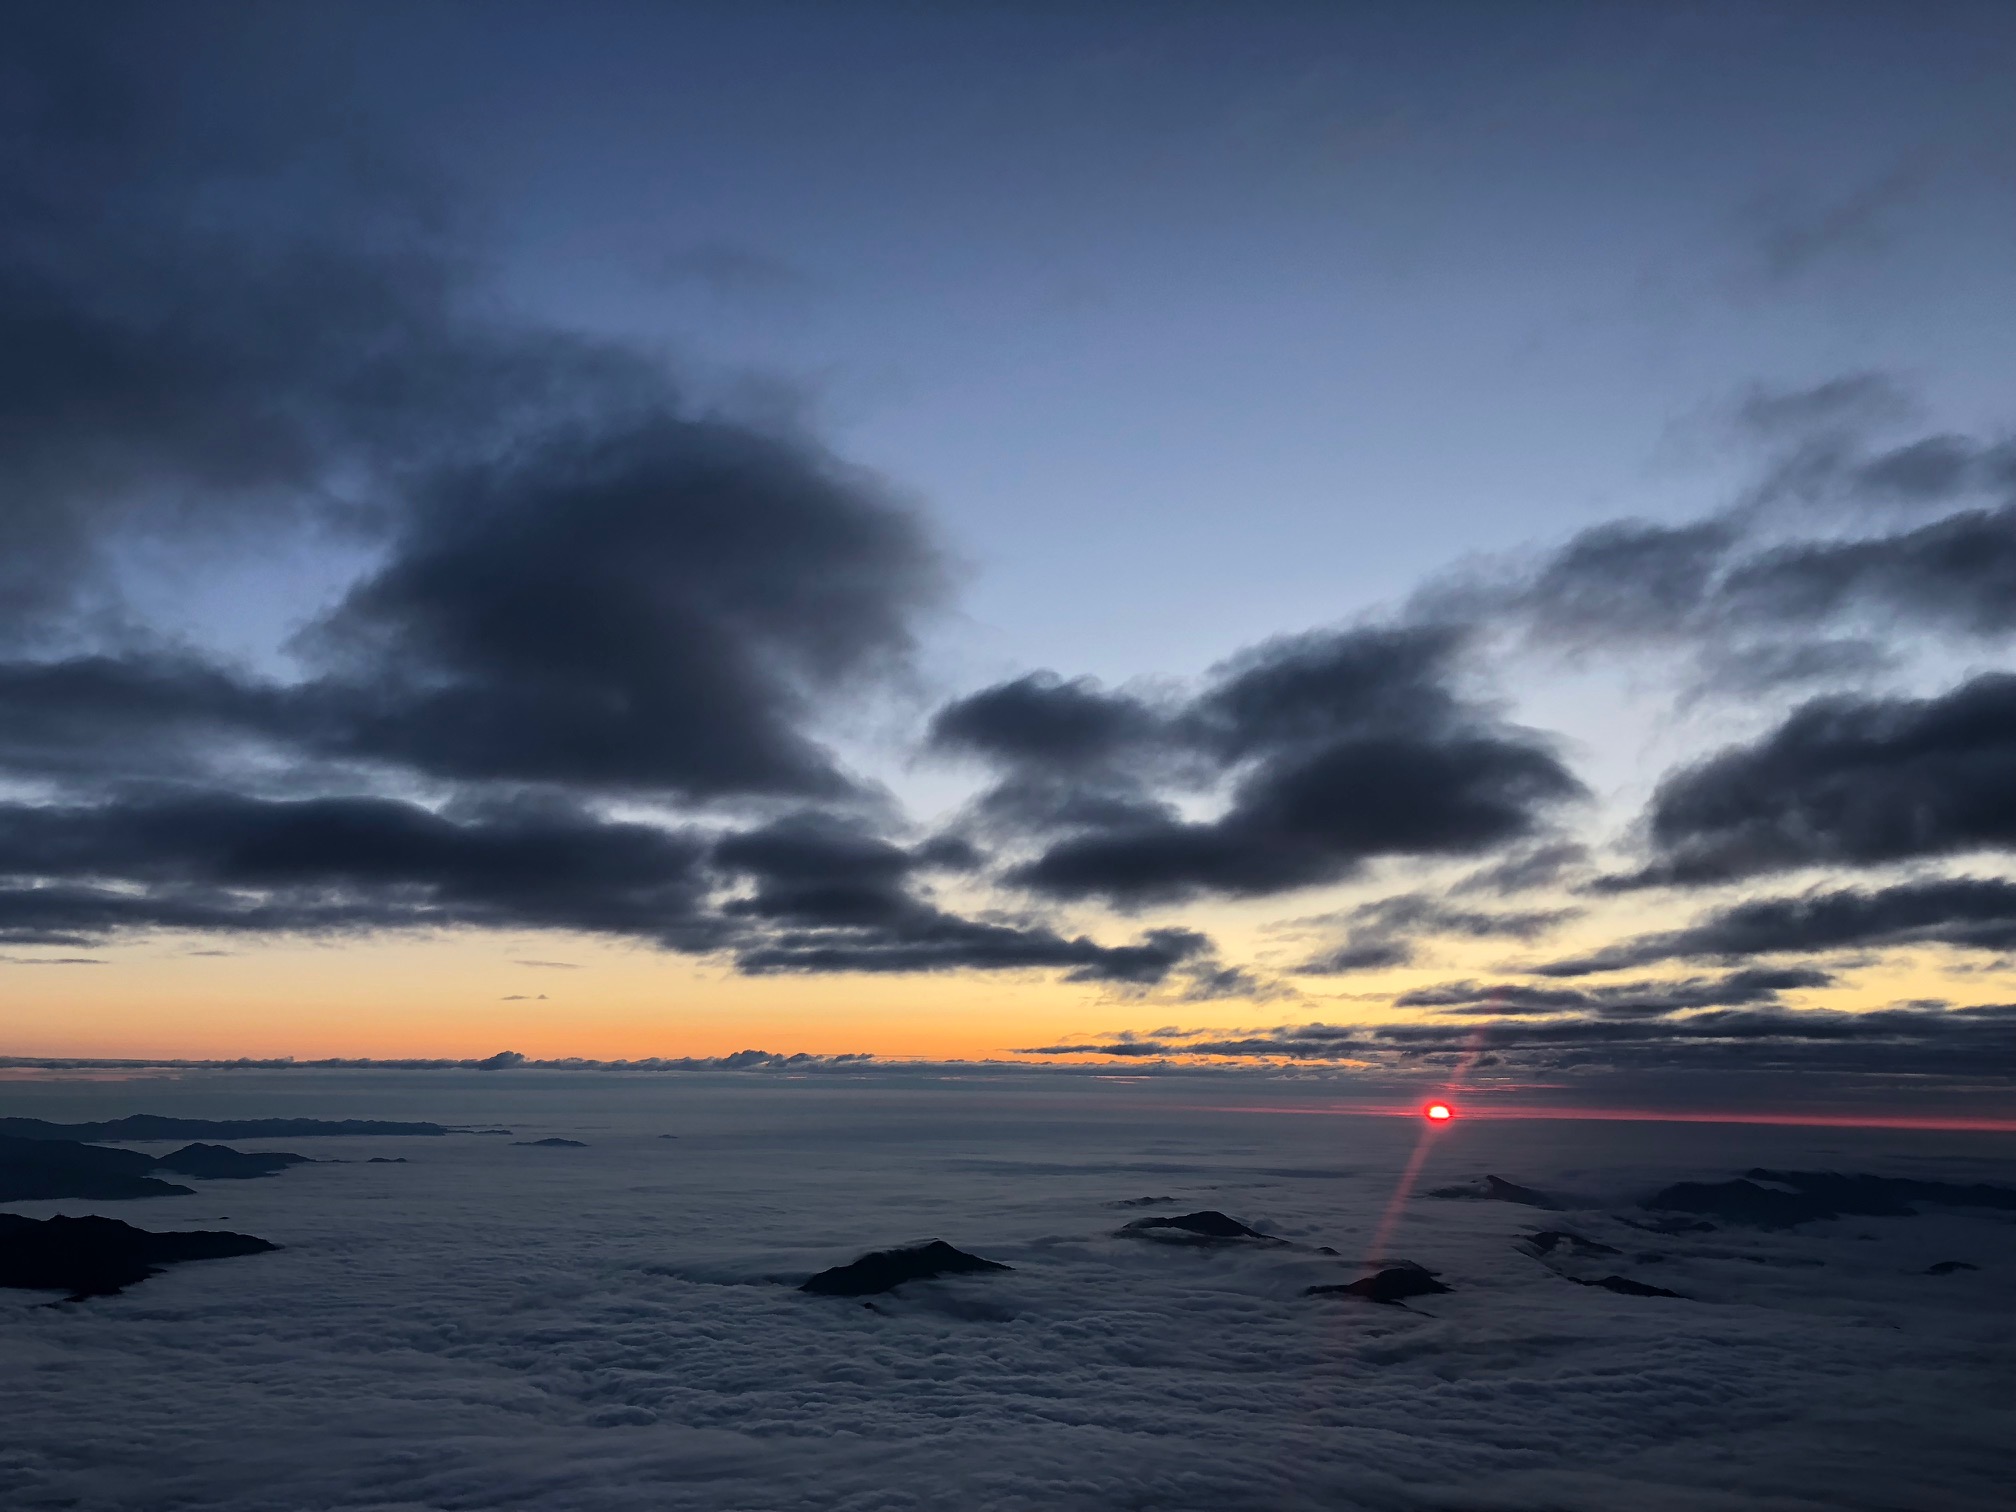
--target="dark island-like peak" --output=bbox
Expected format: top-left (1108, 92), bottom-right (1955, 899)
top-left (1426, 1175), bottom-right (1562, 1209)
top-left (512, 1137), bottom-right (588, 1147)
top-left (0, 1213), bottom-right (278, 1301)
top-left (1644, 1178), bottom-right (1838, 1228)
top-left (0, 1135), bottom-right (194, 1203)
top-left (152, 1143), bottom-right (314, 1180)
top-left (1119, 1210), bottom-right (1278, 1242)
top-left (801, 1240), bottom-right (1012, 1297)
top-left (0, 1115), bottom-right (447, 1142)
top-left (1745, 1169), bottom-right (2016, 1215)
top-left (1307, 1265), bottom-right (1452, 1305)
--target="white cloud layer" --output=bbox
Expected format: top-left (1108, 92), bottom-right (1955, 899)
top-left (0, 1071), bottom-right (2010, 1511)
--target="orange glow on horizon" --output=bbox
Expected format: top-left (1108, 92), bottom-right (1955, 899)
top-left (1424, 1102), bottom-right (1453, 1121)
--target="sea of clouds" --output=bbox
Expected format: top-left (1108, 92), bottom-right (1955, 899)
top-left (2, 1069), bottom-right (2011, 1511)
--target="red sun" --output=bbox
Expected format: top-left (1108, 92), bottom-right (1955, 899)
top-left (1424, 1103), bottom-right (1454, 1122)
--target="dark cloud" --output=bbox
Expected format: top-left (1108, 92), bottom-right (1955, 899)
top-left (299, 419), bottom-right (940, 799)
top-left (0, 793), bottom-right (1232, 989)
top-left (716, 813), bottom-right (945, 929)
top-left (1180, 626), bottom-right (1465, 757)
top-left (1019, 1001), bottom-right (2016, 1082)
top-left (1484, 500), bottom-right (2016, 664)
top-left (1300, 938), bottom-right (1417, 973)
top-left (706, 814), bottom-right (1243, 989)
top-left (1393, 966), bottom-right (1835, 1016)
top-left (929, 673), bottom-right (1159, 772)
top-left (1295, 890), bottom-right (1578, 974)
top-left (0, 374), bottom-right (942, 808)
top-left (1625, 673), bottom-right (2016, 885)
top-left (0, 653), bottom-right (292, 785)
top-left (1015, 733), bottom-right (1581, 904)
top-left (0, 791), bottom-right (719, 949)
top-left (1512, 520), bottom-right (1740, 649)
top-left (736, 917), bottom-right (1216, 987)
top-left (1716, 504), bottom-right (2016, 637)
top-left (1451, 840), bottom-right (1592, 896)
top-left (1538, 877), bottom-right (2016, 976)
top-left (1418, 383), bottom-right (2016, 701)
top-left (941, 627), bottom-right (1583, 906)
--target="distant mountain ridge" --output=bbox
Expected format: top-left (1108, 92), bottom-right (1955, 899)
top-left (0, 1135), bottom-right (195, 1202)
top-left (0, 1115), bottom-right (448, 1141)
top-left (0, 1213), bottom-right (278, 1300)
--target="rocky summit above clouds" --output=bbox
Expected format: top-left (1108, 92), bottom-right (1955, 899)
top-left (1306, 1265), bottom-right (1452, 1305)
top-left (1645, 1169), bottom-right (2016, 1228)
top-left (1117, 1210), bottom-right (1279, 1243)
top-left (0, 1135), bottom-right (195, 1203)
top-left (0, 1130), bottom-right (419, 1202)
top-left (1425, 1175), bottom-right (1562, 1209)
top-left (800, 1241), bottom-right (1013, 1297)
top-left (1746, 1169), bottom-right (2016, 1215)
top-left (512, 1137), bottom-right (589, 1147)
top-left (0, 1213), bottom-right (278, 1301)
top-left (151, 1143), bottom-right (314, 1180)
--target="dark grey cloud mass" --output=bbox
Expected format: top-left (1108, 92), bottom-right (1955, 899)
top-left (1426, 379), bottom-right (2016, 695)
top-left (937, 627), bottom-right (1584, 906)
top-left (1393, 966), bottom-right (1835, 1017)
top-left (714, 814), bottom-right (1203, 982)
top-left (1535, 876), bottom-right (2016, 977)
top-left (1295, 891), bottom-right (1579, 975)
top-left (1626, 673), bottom-right (2016, 885)
top-left (0, 792), bottom-right (717, 949)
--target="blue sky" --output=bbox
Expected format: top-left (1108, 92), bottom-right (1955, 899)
top-left (5, 2), bottom-right (2016, 1102)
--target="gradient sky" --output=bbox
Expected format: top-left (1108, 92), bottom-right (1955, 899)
top-left (4, 1), bottom-right (2016, 1114)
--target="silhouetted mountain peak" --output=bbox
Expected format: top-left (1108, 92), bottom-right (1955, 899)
top-left (0, 1213), bottom-right (278, 1301)
top-left (801, 1240), bottom-right (1012, 1297)
top-left (1119, 1210), bottom-right (1277, 1242)
top-left (1426, 1175), bottom-right (1562, 1209)
top-left (0, 1135), bottom-right (194, 1202)
top-left (1307, 1265), bottom-right (1453, 1305)
top-left (1645, 1178), bottom-right (1838, 1227)
top-left (153, 1143), bottom-right (313, 1179)
top-left (0, 1115), bottom-right (446, 1141)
